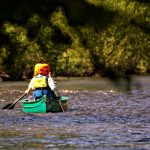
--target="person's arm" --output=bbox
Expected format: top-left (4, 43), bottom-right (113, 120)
top-left (25, 87), bottom-right (32, 94)
top-left (25, 78), bottom-right (34, 94)
top-left (48, 73), bottom-right (60, 98)
top-left (53, 86), bottom-right (60, 98)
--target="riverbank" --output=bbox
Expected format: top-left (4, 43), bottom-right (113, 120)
top-left (1, 75), bottom-right (150, 92)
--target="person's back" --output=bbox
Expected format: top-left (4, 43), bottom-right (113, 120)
top-left (25, 63), bottom-right (60, 100)
top-left (31, 74), bottom-right (51, 99)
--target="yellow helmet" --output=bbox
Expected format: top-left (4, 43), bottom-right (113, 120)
top-left (34, 63), bottom-right (50, 76)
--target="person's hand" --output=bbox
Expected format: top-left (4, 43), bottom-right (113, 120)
top-left (25, 88), bottom-right (30, 94)
top-left (25, 89), bottom-right (28, 94)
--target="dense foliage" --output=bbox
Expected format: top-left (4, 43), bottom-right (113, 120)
top-left (0, 0), bottom-right (149, 80)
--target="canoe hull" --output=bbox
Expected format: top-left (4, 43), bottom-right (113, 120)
top-left (21, 95), bottom-right (69, 113)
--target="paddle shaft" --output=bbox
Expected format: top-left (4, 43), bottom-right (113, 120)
top-left (58, 99), bottom-right (65, 112)
top-left (6, 93), bottom-right (26, 109)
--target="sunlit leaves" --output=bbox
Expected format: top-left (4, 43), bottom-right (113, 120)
top-left (51, 8), bottom-right (68, 34)
top-left (56, 48), bottom-right (93, 76)
top-left (51, 8), bottom-right (80, 48)
top-left (0, 47), bottom-right (9, 70)
top-left (27, 14), bottom-right (41, 27)
top-left (0, 0), bottom-right (149, 78)
top-left (3, 22), bottom-right (28, 47)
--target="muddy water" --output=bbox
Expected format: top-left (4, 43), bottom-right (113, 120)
top-left (0, 76), bottom-right (150, 150)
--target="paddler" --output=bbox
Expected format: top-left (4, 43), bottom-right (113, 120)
top-left (25, 63), bottom-right (60, 100)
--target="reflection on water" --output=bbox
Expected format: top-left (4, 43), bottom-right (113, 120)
top-left (0, 76), bottom-right (150, 149)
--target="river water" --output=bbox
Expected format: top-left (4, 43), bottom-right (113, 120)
top-left (0, 76), bottom-right (150, 150)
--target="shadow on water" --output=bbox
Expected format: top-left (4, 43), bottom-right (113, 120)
top-left (0, 76), bottom-right (150, 149)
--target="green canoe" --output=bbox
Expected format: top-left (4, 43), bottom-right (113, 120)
top-left (21, 95), bottom-right (69, 113)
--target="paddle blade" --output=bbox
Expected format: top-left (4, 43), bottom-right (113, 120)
top-left (2, 103), bottom-right (15, 109)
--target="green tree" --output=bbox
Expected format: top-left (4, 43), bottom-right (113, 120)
top-left (0, 0), bottom-right (149, 80)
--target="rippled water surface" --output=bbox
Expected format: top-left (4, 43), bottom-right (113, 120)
top-left (0, 76), bottom-right (150, 150)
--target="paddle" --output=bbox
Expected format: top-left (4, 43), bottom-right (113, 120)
top-left (2, 93), bottom-right (26, 109)
top-left (51, 90), bottom-right (65, 112)
top-left (57, 98), bottom-right (65, 112)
